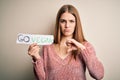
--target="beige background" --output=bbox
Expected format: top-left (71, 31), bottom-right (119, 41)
top-left (0, 0), bottom-right (120, 80)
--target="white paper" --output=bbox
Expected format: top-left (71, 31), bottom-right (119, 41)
top-left (16, 33), bottom-right (54, 45)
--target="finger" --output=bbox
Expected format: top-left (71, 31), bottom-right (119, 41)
top-left (30, 43), bottom-right (38, 48)
top-left (66, 39), bottom-right (76, 46)
top-left (67, 39), bottom-right (84, 49)
top-left (29, 48), bottom-right (39, 56)
top-left (28, 44), bottom-right (40, 52)
top-left (28, 46), bottom-right (40, 56)
top-left (30, 45), bottom-right (40, 52)
top-left (66, 40), bottom-right (72, 47)
top-left (67, 48), bottom-right (72, 53)
top-left (68, 39), bottom-right (77, 45)
top-left (28, 43), bottom-right (38, 51)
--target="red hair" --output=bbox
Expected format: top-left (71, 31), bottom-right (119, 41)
top-left (54, 4), bottom-right (86, 59)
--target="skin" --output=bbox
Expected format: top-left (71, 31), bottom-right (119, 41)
top-left (28, 12), bottom-right (85, 60)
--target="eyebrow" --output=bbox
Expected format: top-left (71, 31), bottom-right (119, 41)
top-left (60, 18), bottom-right (75, 21)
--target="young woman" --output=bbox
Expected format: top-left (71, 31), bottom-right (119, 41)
top-left (28, 4), bottom-right (104, 80)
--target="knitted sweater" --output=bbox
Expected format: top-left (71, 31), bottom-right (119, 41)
top-left (33, 42), bottom-right (104, 80)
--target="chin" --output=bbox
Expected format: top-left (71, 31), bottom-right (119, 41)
top-left (64, 34), bottom-right (73, 37)
top-left (62, 32), bottom-right (73, 37)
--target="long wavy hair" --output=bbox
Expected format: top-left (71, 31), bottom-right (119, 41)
top-left (54, 4), bottom-right (86, 59)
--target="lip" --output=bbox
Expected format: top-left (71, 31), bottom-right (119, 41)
top-left (64, 29), bottom-right (70, 32)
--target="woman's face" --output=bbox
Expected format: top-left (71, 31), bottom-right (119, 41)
top-left (59, 12), bottom-right (76, 37)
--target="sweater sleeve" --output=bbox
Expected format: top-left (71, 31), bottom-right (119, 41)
top-left (81, 42), bottom-right (104, 80)
top-left (33, 59), bottom-right (45, 80)
top-left (32, 46), bottom-right (47, 80)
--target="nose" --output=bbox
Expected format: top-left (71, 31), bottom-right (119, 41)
top-left (65, 22), bottom-right (69, 28)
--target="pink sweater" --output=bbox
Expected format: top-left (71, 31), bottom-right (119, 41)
top-left (33, 42), bottom-right (104, 80)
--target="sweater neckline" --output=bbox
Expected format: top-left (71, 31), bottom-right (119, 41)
top-left (50, 44), bottom-right (72, 65)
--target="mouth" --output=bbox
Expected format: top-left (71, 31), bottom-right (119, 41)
top-left (64, 29), bottom-right (70, 32)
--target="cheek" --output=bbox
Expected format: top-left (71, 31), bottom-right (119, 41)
top-left (59, 25), bottom-right (64, 33)
top-left (60, 24), bottom-right (65, 30)
top-left (72, 27), bottom-right (75, 33)
top-left (72, 24), bottom-right (76, 31)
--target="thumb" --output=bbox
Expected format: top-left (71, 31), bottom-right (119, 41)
top-left (67, 48), bottom-right (73, 53)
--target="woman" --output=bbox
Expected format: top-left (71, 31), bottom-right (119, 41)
top-left (28, 4), bottom-right (104, 80)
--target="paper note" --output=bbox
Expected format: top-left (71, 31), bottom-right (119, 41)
top-left (16, 33), bottom-right (54, 45)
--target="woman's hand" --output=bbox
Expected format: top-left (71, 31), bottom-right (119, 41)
top-left (28, 43), bottom-right (41, 60)
top-left (66, 39), bottom-right (86, 52)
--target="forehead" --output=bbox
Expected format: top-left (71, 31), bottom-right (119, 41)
top-left (60, 12), bottom-right (75, 20)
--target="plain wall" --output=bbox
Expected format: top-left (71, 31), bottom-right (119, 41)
top-left (0, 0), bottom-right (120, 80)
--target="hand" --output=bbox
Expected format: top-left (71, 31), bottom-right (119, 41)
top-left (28, 43), bottom-right (41, 60)
top-left (66, 39), bottom-right (86, 52)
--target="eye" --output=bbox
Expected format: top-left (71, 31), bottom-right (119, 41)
top-left (69, 20), bottom-right (75, 23)
top-left (59, 19), bottom-right (66, 23)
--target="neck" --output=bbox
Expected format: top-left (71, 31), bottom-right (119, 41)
top-left (60, 35), bottom-right (72, 46)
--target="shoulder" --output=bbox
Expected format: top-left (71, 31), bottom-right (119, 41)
top-left (42, 44), bottom-right (54, 51)
top-left (83, 41), bottom-right (96, 54)
top-left (40, 44), bottom-right (54, 56)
